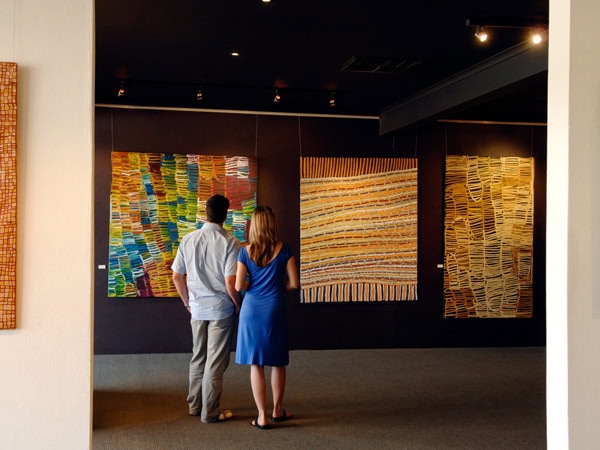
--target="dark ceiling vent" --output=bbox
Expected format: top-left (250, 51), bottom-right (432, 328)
top-left (341, 56), bottom-right (421, 74)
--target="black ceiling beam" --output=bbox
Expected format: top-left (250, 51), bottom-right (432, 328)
top-left (378, 40), bottom-right (548, 135)
top-left (465, 16), bottom-right (548, 28)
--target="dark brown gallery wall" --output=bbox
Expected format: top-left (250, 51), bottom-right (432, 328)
top-left (94, 107), bottom-right (546, 354)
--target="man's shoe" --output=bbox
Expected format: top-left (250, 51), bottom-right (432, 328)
top-left (205, 410), bottom-right (233, 423)
top-left (218, 410), bottom-right (233, 421)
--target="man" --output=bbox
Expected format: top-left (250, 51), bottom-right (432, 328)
top-left (171, 194), bottom-right (241, 423)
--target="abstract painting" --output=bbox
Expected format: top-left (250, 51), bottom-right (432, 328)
top-left (444, 156), bottom-right (534, 318)
top-left (300, 157), bottom-right (418, 303)
top-left (109, 152), bottom-right (257, 297)
top-left (0, 62), bottom-right (17, 329)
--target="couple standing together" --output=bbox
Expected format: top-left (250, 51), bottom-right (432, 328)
top-left (171, 194), bottom-right (299, 430)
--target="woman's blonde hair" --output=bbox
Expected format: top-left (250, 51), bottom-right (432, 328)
top-left (248, 206), bottom-right (278, 267)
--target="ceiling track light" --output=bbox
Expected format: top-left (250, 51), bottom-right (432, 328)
top-left (474, 26), bottom-right (488, 43)
top-left (109, 79), bottom-right (345, 111)
top-left (466, 17), bottom-right (548, 45)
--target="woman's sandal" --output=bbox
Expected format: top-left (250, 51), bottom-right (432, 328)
top-left (271, 409), bottom-right (291, 422)
top-left (251, 418), bottom-right (269, 430)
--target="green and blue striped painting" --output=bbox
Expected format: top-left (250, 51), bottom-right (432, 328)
top-left (108, 152), bottom-right (257, 297)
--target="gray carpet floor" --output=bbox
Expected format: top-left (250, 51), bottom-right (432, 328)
top-left (93, 347), bottom-right (546, 449)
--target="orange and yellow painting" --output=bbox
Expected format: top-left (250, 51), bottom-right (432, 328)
top-left (0, 62), bottom-right (17, 329)
top-left (300, 157), bottom-right (418, 303)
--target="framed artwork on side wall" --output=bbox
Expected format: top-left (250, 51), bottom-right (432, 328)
top-left (0, 62), bottom-right (17, 329)
top-left (108, 152), bottom-right (257, 298)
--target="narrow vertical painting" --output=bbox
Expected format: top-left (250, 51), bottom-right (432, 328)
top-left (444, 156), bottom-right (534, 318)
top-left (300, 157), bottom-right (418, 303)
top-left (109, 153), bottom-right (257, 298)
top-left (0, 62), bottom-right (17, 329)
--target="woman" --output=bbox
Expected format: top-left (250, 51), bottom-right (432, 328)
top-left (235, 206), bottom-right (299, 430)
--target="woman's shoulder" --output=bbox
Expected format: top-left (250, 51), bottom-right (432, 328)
top-left (238, 244), bottom-right (249, 258)
top-left (280, 242), bottom-right (293, 257)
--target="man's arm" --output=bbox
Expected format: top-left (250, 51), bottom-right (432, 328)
top-left (172, 271), bottom-right (191, 312)
top-left (235, 260), bottom-right (248, 292)
top-left (225, 274), bottom-right (241, 315)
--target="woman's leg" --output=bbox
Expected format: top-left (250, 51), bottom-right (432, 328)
top-left (250, 364), bottom-right (268, 426)
top-left (271, 366), bottom-right (287, 419)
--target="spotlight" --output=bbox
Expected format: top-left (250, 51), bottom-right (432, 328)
top-left (117, 81), bottom-right (126, 97)
top-left (466, 17), bottom-right (548, 46)
top-left (273, 89), bottom-right (281, 103)
top-left (329, 91), bottom-right (336, 107)
top-left (196, 87), bottom-right (204, 101)
top-left (475, 26), bottom-right (488, 43)
top-left (531, 30), bottom-right (543, 45)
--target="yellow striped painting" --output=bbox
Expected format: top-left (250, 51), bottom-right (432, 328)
top-left (444, 156), bottom-right (534, 318)
top-left (0, 63), bottom-right (17, 329)
top-left (300, 157), bottom-right (418, 303)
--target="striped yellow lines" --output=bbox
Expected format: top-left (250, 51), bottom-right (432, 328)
top-left (300, 157), bottom-right (418, 303)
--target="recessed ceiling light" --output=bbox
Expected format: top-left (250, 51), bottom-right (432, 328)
top-left (262, 0), bottom-right (271, 3)
top-left (231, 51), bottom-right (240, 57)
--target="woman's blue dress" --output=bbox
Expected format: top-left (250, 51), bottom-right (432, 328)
top-left (235, 243), bottom-right (293, 366)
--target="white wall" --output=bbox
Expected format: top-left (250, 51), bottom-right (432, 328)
top-left (548, 0), bottom-right (600, 447)
top-left (0, 0), bottom-right (93, 448)
top-left (546, 0), bottom-right (570, 446)
top-left (566, 0), bottom-right (600, 446)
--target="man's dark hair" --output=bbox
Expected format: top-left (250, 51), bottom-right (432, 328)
top-left (206, 194), bottom-right (230, 223)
